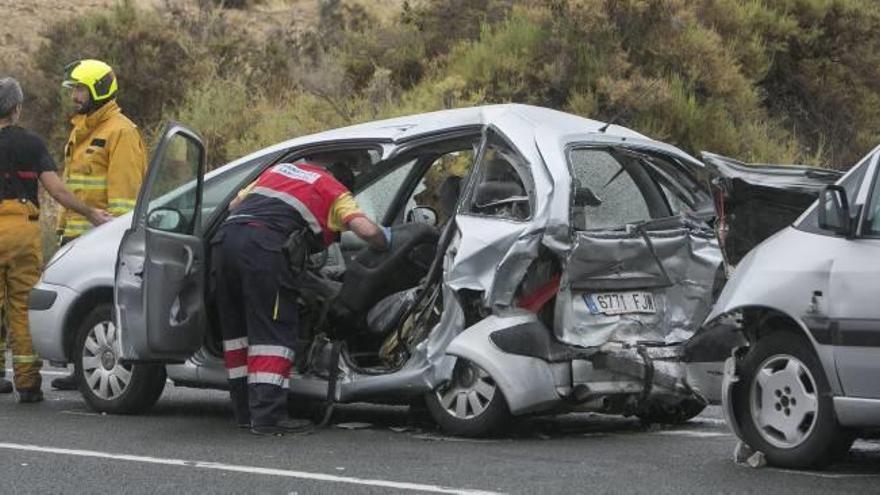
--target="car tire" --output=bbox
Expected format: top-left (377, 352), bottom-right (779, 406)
top-left (425, 358), bottom-right (511, 437)
top-left (637, 398), bottom-right (706, 425)
top-left (73, 303), bottom-right (166, 414)
top-left (730, 331), bottom-right (854, 469)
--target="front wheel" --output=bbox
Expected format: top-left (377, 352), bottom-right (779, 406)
top-left (73, 303), bottom-right (167, 414)
top-left (730, 331), bottom-right (853, 468)
top-left (425, 359), bottom-right (511, 437)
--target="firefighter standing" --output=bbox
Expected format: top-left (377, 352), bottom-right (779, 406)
top-left (215, 158), bottom-right (389, 435)
top-left (50, 59), bottom-right (148, 391)
top-left (0, 77), bottom-right (112, 402)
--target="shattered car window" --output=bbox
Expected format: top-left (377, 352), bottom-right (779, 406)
top-left (355, 159), bottom-right (417, 221)
top-left (467, 135), bottom-right (531, 221)
top-left (568, 149), bottom-right (651, 230)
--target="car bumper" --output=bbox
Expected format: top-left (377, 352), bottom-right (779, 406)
top-left (28, 281), bottom-right (79, 363)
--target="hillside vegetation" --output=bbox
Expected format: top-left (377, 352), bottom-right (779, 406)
top-left (7, 0), bottom-right (880, 169)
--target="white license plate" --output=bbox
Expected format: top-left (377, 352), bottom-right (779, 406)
top-left (584, 291), bottom-right (656, 316)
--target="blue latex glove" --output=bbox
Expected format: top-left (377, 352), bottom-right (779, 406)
top-left (380, 226), bottom-right (392, 250)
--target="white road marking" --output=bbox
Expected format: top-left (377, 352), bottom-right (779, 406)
top-left (653, 430), bottom-right (731, 438)
top-left (0, 442), bottom-right (505, 495)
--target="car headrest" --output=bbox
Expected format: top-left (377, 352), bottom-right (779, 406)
top-left (475, 180), bottom-right (525, 206)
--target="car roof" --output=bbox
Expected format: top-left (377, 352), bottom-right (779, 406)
top-left (243, 104), bottom-right (650, 155)
top-left (208, 104), bottom-right (695, 178)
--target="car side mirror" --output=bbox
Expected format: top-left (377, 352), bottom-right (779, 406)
top-left (407, 206), bottom-right (438, 226)
top-left (817, 185), bottom-right (851, 236)
top-left (147, 207), bottom-right (184, 232)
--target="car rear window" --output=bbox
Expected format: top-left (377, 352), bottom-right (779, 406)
top-left (568, 149), bottom-right (652, 230)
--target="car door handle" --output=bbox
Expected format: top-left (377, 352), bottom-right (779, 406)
top-left (183, 245), bottom-right (195, 276)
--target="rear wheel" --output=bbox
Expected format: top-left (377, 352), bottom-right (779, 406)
top-left (426, 359), bottom-right (511, 437)
top-left (74, 303), bottom-right (166, 414)
top-left (730, 331), bottom-right (853, 468)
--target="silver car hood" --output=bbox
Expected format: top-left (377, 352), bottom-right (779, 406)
top-left (42, 213), bottom-right (131, 289)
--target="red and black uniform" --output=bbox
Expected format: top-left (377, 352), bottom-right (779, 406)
top-left (213, 162), bottom-right (363, 428)
top-left (0, 126), bottom-right (57, 392)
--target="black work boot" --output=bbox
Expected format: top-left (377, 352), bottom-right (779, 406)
top-left (250, 418), bottom-right (313, 436)
top-left (17, 389), bottom-right (44, 403)
top-left (0, 378), bottom-right (12, 394)
top-left (51, 373), bottom-right (78, 391)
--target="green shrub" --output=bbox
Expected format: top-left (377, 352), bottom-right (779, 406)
top-left (17, 0), bottom-right (880, 170)
top-left (26, 1), bottom-right (213, 156)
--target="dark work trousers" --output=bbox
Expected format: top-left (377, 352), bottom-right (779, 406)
top-left (212, 222), bottom-right (299, 428)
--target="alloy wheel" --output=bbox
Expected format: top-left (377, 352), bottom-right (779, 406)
top-left (81, 320), bottom-right (132, 400)
top-left (435, 361), bottom-right (497, 420)
top-left (749, 354), bottom-right (819, 449)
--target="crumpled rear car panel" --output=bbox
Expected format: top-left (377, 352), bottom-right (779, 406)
top-left (556, 220), bottom-right (722, 347)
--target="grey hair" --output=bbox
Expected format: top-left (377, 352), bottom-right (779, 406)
top-left (0, 77), bottom-right (24, 119)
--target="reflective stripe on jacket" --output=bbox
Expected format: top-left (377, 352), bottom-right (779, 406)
top-left (230, 163), bottom-right (361, 245)
top-left (59, 100), bottom-right (146, 237)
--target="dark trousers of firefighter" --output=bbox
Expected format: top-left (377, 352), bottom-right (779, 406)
top-left (213, 223), bottom-right (299, 427)
top-left (0, 200), bottom-right (43, 391)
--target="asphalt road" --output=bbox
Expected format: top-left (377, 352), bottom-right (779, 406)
top-left (0, 367), bottom-right (878, 494)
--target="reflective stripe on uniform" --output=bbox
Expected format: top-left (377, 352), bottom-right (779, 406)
top-left (63, 218), bottom-right (92, 236)
top-left (247, 345), bottom-right (293, 388)
top-left (248, 345), bottom-right (294, 360)
top-left (223, 337), bottom-right (248, 351)
top-left (227, 365), bottom-right (247, 380)
top-left (223, 337), bottom-right (249, 372)
top-left (12, 354), bottom-right (40, 364)
top-left (67, 174), bottom-right (107, 190)
top-left (108, 198), bottom-right (136, 216)
top-left (250, 186), bottom-right (322, 235)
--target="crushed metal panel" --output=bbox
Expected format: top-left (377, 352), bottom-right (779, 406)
top-left (556, 218), bottom-right (722, 347)
top-left (445, 215), bottom-right (534, 307)
top-left (446, 108), bottom-right (558, 308)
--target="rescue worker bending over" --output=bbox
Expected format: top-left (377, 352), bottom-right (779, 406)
top-left (215, 157), bottom-right (388, 435)
top-left (0, 77), bottom-right (112, 402)
top-left (52, 59), bottom-right (148, 391)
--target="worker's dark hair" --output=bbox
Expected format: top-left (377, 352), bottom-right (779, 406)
top-left (327, 162), bottom-right (355, 190)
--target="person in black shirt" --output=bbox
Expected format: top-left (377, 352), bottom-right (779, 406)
top-left (0, 77), bottom-right (112, 403)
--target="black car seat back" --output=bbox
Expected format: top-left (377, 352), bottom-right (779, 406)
top-left (331, 223), bottom-right (439, 333)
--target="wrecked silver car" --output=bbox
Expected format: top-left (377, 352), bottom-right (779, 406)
top-left (52, 104), bottom-right (798, 435)
top-left (705, 149), bottom-right (880, 468)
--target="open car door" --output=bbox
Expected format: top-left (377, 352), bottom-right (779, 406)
top-left (115, 123), bottom-right (207, 362)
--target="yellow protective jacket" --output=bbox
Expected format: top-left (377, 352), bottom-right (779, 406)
top-left (60, 100), bottom-right (147, 238)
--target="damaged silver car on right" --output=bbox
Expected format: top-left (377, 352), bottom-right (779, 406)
top-left (704, 149), bottom-right (880, 469)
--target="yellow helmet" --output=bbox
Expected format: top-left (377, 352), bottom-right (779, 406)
top-left (62, 59), bottom-right (118, 101)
